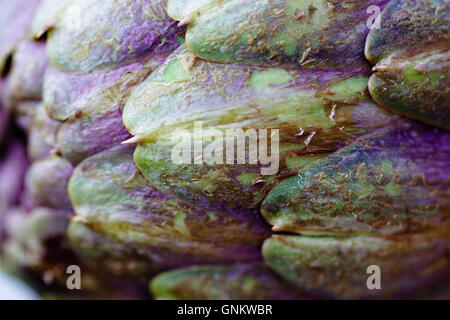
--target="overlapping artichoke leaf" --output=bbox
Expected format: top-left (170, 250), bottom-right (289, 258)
top-left (56, 110), bottom-right (132, 166)
top-left (11, 101), bottom-right (42, 132)
top-left (262, 120), bottom-right (450, 235)
top-left (150, 264), bottom-right (306, 300)
top-left (0, 0), bottom-right (41, 74)
top-left (366, 0), bottom-right (450, 131)
top-left (20, 208), bottom-right (71, 260)
top-left (4, 40), bottom-right (48, 105)
top-left (68, 145), bottom-right (268, 275)
top-left (46, 0), bottom-right (183, 73)
top-left (263, 222), bottom-right (450, 299)
top-left (0, 141), bottom-right (28, 218)
top-left (123, 46), bottom-right (397, 215)
top-left (2, 208), bottom-right (146, 298)
top-left (168, 0), bottom-right (389, 71)
top-left (67, 219), bottom-right (156, 279)
top-left (44, 50), bottom-right (176, 165)
top-left (29, 0), bottom-right (74, 39)
top-left (28, 103), bottom-right (61, 161)
top-left (25, 155), bottom-right (74, 210)
top-left (2, 40), bottom-right (48, 127)
top-left (1, 209), bottom-right (30, 272)
top-left (369, 47), bottom-right (449, 131)
top-left (2, 208), bottom-right (73, 271)
top-left (365, 0), bottom-right (449, 64)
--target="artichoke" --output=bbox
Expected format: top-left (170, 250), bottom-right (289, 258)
top-left (150, 264), bottom-right (307, 300)
top-left (0, 0), bottom-right (449, 300)
top-left (366, 0), bottom-right (449, 130)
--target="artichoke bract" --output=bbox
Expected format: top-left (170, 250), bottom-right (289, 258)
top-left (68, 145), bottom-right (268, 273)
top-left (169, 0), bottom-right (390, 72)
top-left (365, 0), bottom-right (449, 63)
top-left (1, 207), bottom-right (96, 294)
top-left (123, 45), bottom-right (397, 216)
top-left (2, 208), bottom-right (73, 272)
top-left (263, 223), bottom-right (450, 299)
top-left (46, 0), bottom-right (182, 73)
top-left (43, 52), bottom-right (173, 164)
top-left (29, 0), bottom-right (73, 39)
top-left (67, 219), bottom-right (155, 278)
top-left (43, 43), bottom-right (180, 122)
top-left (366, 0), bottom-right (450, 130)
top-left (262, 120), bottom-right (450, 235)
top-left (151, 264), bottom-right (306, 300)
top-left (3, 208), bottom-right (147, 299)
top-left (0, 0), bottom-right (40, 74)
top-left (11, 101), bottom-right (42, 132)
top-left (25, 155), bottom-right (74, 210)
top-left (43, 6), bottom-right (182, 164)
top-left (4, 40), bottom-right (48, 104)
top-left (27, 103), bottom-right (61, 161)
top-left (0, 141), bottom-right (28, 218)
top-left (56, 110), bottom-right (131, 166)
top-left (2, 40), bottom-right (48, 129)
